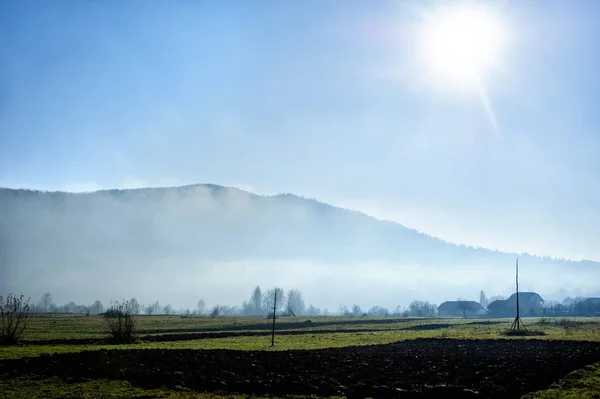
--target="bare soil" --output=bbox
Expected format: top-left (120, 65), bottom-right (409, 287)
top-left (2, 338), bottom-right (600, 398)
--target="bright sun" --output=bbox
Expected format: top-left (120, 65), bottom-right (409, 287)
top-left (416, 3), bottom-right (508, 92)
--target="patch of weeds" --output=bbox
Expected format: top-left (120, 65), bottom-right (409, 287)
top-left (523, 361), bottom-right (600, 399)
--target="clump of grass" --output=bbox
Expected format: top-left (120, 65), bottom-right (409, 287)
top-left (523, 361), bottom-right (600, 398)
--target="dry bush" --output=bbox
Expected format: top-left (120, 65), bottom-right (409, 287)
top-left (104, 299), bottom-right (138, 344)
top-left (0, 294), bottom-right (32, 345)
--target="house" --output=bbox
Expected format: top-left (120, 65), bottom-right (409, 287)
top-left (487, 299), bottom-right (510, 317)
top-left (487, 292), bottom-right (544, 317)
top-left (438, 301), bottom-right (484, 317)
top-left (573, 298), bottom-right (600, 316)
top-left (508, 292), bottom-right (544, 316)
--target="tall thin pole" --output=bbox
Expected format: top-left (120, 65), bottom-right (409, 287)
top-left (515, 258), bottom-right (520, 321)
top-left (510, 257), bottom-right (525, 331)
top-left (271, 290), bottom-right (277, 346)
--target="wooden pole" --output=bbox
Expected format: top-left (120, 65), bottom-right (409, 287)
top-left (271, 290), bottom-right (277, 346)
top-left (510, 258), bottom-right (526, 331)
top-left (515, 258), bottom-right (520, 322)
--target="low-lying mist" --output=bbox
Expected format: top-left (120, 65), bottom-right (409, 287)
top-left (1, 184), bottom-right (598, 311)
top-left (7, 259), bottom-right (600, 312)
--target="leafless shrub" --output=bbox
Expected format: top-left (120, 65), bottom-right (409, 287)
top-left (104, 299), bottom-right (137, 344)
top-left (409, 300), bottom-right (437, 317)
top-left (0, 294), bottom-right (32, 345)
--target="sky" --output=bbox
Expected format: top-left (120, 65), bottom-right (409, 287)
top-left (1, 0), bottom-right (599, 262)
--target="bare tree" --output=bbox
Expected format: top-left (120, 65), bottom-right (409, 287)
top-left (67, 301), bottom-right (77, 313)
top-left (163, 304), bottom-right (173, 315)
top-left (40, 292), bottom-right (53, 313)
top-left (351, 304), bottom-right (362, 317)
top-left (263, 288), bottom-right (285, 314)
top-left (241, 300), bottom-right (252, 315)
top-left (0, 294), bottom-right (32, 345)
top-left (479, 291), bottom-right (489, 310)
top-left (129, 298), bottom-right (141, 315)
top-left (339, 304), bottom-right (350, 316)
top-left (367, 306), bottom-right (390, 317)
top-left (218, 305), bottom-right (238, 315)
top-left (408, 300), bottom-right (436, 317)
top-left (251, 286), bottom-right (262, 314)
top-left (285, 289), bottom-right (305, 316)
top-left (104, 299), bottom-right (137, 344)
top-left (145, 301), bottom-right (160, 315)
top-left (90, 300), bottom-right (104, 315)
top-left (197, 299), bottom-right (206, 315)
top-left (210, 306), bottom-right (220, 317)
top-left (542, 301), bottom-right (565, 317)
top-left (306, 305), bottom-right (320, 316)
top-left (393, 305), bottom-right (406, 316)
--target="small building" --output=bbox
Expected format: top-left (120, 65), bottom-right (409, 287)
top-left (438, 301), bottom-right (484, 317)
top-left (487, 292), bottom-right (544, 317)
top-left (487, 299), bottom-right (510, 317)
top-left (573, 298), bottom-right (600, 316)
top-left (508, 292), bottom-right (544, 316)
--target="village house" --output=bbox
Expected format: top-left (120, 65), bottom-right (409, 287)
top-left (573, 297), bottom-right (600, 316)
top-left (487, 292), bottom-right (544, 317)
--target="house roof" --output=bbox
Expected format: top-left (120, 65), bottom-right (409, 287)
top-left (507, 292), bottom-right (544, 302)
top-left (487, 300), bottom-right (507, 309)
top-left (583, 297), bottom-right (600, 305)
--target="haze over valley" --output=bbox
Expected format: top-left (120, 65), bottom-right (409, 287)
top-left (1, 184), bottom-right (597, 311)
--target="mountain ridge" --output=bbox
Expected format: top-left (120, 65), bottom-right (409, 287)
top-left (0, 183), bottom-right (597, 265)
top-left (2, 183), bottom-right (599, 307)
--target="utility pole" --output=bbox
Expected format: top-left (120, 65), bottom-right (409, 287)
top-left (510, 258), bottom-right (526, 331)
top-left (271, 289), bottom-right (277, 346)
top-left (516, 258), bottom-right (520, 320)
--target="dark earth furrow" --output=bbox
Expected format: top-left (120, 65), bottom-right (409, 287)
top-left (2, 338), bottom-right (600, 398)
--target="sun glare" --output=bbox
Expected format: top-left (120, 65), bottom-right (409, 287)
top-left (416, 3), bottom-right (508, 92)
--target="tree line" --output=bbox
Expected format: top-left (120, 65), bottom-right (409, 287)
top-left (19, 289), bottom-right (600, 319)
top-left (24, 288), bottom-right (442, 318)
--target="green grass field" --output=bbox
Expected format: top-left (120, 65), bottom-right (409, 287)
top-left (1, 315), bottom-right (600, 398)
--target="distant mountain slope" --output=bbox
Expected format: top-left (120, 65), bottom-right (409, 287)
top-left (1, 184), bottom-right (596, 269)
top-left (2, 184), bottom-right (599, 306)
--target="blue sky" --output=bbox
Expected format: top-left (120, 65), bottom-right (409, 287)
top-left (1, 0), bottom-right (599, 261)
